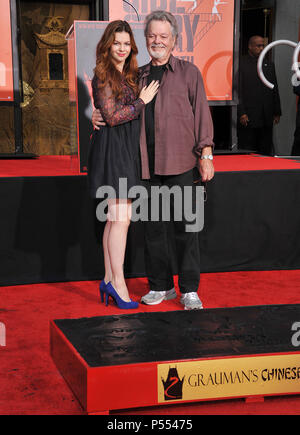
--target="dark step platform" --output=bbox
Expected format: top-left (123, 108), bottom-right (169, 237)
top-left (50, 304), bottom-right (300, 414)
top-left (0, 153), bottom-right (37, 159)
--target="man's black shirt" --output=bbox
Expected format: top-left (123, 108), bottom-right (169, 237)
top-left (145, 63), bottom-right (167, 175)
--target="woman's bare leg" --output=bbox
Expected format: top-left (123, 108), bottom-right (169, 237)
top-left (107, 199), bottom-right (132, 302)
top-left (102, 220), bottom-right (112, 284)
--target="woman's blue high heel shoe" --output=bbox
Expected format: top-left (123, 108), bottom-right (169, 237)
top-left (105, 282), bottom-right (139, 310)
top-left (99, 280), bottom-right (107, 303)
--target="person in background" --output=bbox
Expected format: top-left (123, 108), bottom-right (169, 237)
top-left (291, 83), bottom-right (300, 156)
top-left (238, 35), bottom-right (281, 156)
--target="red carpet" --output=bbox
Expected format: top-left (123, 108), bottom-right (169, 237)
top-left (0, 154), bottom-right (300, 177)
top-left (214, 154), bottom-right (300, 172)
top-left (1, 270), bottom-right (300, 415)
top-left (0, 156), bottom-right (82, 177)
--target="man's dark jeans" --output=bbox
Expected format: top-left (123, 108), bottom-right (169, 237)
top-left (143, 168), bottom-right (201, 294)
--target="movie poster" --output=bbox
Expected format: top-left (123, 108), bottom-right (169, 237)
top-left (0, 0), bottom-right (14, 101)
top-left (109, 0), bottom-right (235, 101)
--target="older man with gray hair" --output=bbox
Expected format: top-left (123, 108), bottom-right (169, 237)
top-left (93, 10), bottom-right (214, 310)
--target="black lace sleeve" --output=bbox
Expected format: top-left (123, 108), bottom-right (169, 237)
top-left (92, 77), bottom-right (144, 127)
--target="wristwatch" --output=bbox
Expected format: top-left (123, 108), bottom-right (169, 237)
top-left (200, 154), bottom-right (213, 160)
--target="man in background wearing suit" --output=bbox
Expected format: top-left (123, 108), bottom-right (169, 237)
top-left (238, 35), bottom-right (282, 156)
top-left (291, 84), bottom-right (300, 156)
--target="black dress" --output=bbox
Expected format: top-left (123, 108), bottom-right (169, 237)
top-left (88, 75), bottom-right (145, 199)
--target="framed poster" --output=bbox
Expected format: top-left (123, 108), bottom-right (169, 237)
top-left (109, 0), bottom-right (237, 102)
top-left (0, 0), bottom-right (14, 101)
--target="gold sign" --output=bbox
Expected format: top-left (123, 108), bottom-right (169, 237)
top-left (158, 354), bottom-right (300, 403)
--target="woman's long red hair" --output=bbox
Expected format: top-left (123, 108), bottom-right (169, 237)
top-left (94, 20), bottom-right (139, 99)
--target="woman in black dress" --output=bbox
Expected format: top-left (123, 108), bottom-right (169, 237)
top-left (88, 20), bottom-right (159, 309)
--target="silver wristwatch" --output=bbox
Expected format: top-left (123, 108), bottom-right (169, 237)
top-left (200, 154), bottom-right (213, 160)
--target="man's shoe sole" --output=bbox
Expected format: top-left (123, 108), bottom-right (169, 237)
top-left (141, 290), bottom-right (177, 305)
top-left (180, 297), bottom-right (204, 310)
top-left (183, 305), bottom-right (203, 310)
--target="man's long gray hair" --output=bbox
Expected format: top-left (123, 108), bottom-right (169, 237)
top-left (144, 10), bottom-right (179, 42)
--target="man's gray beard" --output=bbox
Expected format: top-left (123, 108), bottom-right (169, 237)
top-left (148, 47), bottom-right (166, 60)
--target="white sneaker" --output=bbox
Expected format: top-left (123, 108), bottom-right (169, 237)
top-left (180, 292), bottom-right (203, 310)
top-left (141, 288), bottom-right (177, 305)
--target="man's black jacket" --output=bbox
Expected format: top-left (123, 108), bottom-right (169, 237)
top-left (238, 54), bottom-right (282, 128)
